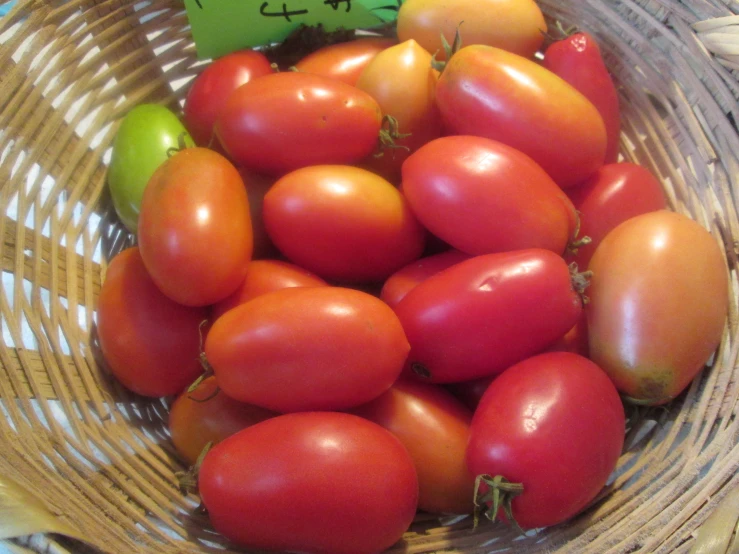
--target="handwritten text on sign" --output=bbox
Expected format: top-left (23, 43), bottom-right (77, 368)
top-left (184, 0), bottom-right (400, 59)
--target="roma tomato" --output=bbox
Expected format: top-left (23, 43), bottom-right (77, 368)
top-left (137, 147), bottom-right (253, 307)
top-left (356, 39), bottom-right (443, 182)
top-left (436, 45), bottom-right (607, 188)
top-left (587, 210), bottom-right (728, 405)
top-left (211, 259), bottom-right (327, 321)
top-left (395, 249), bottom-right (585, 383)
top-left (565, 162), bottom-right (667, 269)
top-left (199, 412), bottom-right (418, 554)
top-left (216, 72), bottom-right (383, 176)
top-left (183, 50), bottom-right (273, 147)
top-left (380, 249), bottom-right (471, 308)
top-left (397, 0), bottom-right (546, 60)
top-left (543, 32), bottom-right (621, 164)
top-left (467, 352), bottom-right (625, 530)
top-left (107, 104), bottom-right (194, 233)
top-left (401, 136), bottom-right (578, 255)
top-left (294, 37), bottom-right (397, 85)
top-left (263, 165), bottom-right (426, 283)
top-left (205, 287), bottom-right (410, 412)
top-left (168, 376), bottom-right (275, 466)
top-left (96, 248), bottom-right (207, 397)
top-left (351, 379), bottom-right (475, 515)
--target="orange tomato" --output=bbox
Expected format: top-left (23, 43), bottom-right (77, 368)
top-left (435, 46), bottom-right (607, 188)
top-left (294, 37), bottom-right (397, 86)
top-left (397, 0), bottom-right (546, 60)
top-left (351, 379), bottom-right (474, 515)
top-left (211, 259), bottom-right (327, 321)
top-left (169, 376), bottom-right (275, 466)
top-left (356, 39), bottom-right (443, 182)
top-left (587, 210), bottom-right (728, 404)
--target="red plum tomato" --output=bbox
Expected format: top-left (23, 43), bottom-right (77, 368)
top-left (351, 379), bottom-right (475, 515)
top-left (211, 259), bottom-right (327, 321)
top-left (380, 249), bottom-right (471, 309)
top-left (467, 352), bottom-right (625, 530)
top-left (198, 412), bottom-right (419, 554)
top-left (137, 147), bottom-right (253, 307)
top-left (183, 50), bottom-right (273, 148)
top-left (204, 286), bottom-right (410, 413)
top-left (215, 72), bottom-right (383, 176)
top-left (263, 165), bottom-right (426, 283)
top-left (435, 45), bottom-right (607, 188)
top-left (587, 210), bottom-right (728, 405)
top-left (565, 162), bottom-right (667, 269)
top-left (543, 32), bottom-right (621, 164)
top-left (96, 248), bottom-right (207, 397)
top-left (168, 376), bottom-right (275, 466)
top-left (401, 135), bottom-right (578, 255)
top-left (394, 249), bottom-right (585, 383)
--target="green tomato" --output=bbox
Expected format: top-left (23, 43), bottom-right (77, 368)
top-left (107, 104), bottom-right (195, 233)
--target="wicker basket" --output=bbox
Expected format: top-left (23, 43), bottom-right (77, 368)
top-left (2, 0), bottom-right (739, 552)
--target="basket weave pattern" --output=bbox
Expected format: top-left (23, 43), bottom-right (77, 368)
top-left (1, 0), bottom-right (739, 552)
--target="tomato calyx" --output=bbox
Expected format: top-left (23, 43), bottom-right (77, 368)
top-left (540, 20), bottom-right (579, 45)
top-left (568, 262), bottom-right (592, 305)
top-left (176, 441), bottom-right (213, 497)
top-left (187, 320), bottom-right (220, 402)
top-left (473, 474), bottom-right (525, 534)
top-left (566, 211), bottom-right (592, 256)
top-left (375, 114), bottom-right (412, 158)
top-left (430, 24), bottom-right (464, 73)
top-left (166, 132), bottom-right (191, 158)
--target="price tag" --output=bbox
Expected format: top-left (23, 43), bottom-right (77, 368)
top-left (184, 0), bottom-right (400, 59)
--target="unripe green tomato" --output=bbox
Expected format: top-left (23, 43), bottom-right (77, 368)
top-left (107, 104), bottom-right (194, 233)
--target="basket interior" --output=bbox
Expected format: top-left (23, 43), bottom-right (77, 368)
top-left (1, 0), bottom-right (739, 552)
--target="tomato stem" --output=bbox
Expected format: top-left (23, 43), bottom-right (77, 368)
top-left (568, 262), bottom-right (593, 305)
top-left (166, 132), bottom-right (190, 158)
top-left (375, 114), bottom-right (411, 158)
top-left (431, 23), bottom-right (464, 73)
top-left (473, 474), bottom-right (525, 535)
top-left (175, 441), bottom-right (213, 496)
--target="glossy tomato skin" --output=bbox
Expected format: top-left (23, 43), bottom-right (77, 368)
top-left (397, 0), bottom-right (546, 60)
top-left (169, 376), bottom-right (275, 466)
top-left (97, 248), bottom-right (207, 397)
top-left (108, 104), bottom-right (195, 233)
top-left (294, 37), bottom-right (397, 85)
top-left (401, 135), bottom-right (578, 255)
top-left (216, 72), bottom-right (383, 176)
top-left (137, 147), bottom-right (253, 307)
top-left (467, 352), bottom-right (625, 529)
top-left (211, 259), bottom-right (327, 321)
top-left (380, 249), bottom-right (471, 308)
top-left (394, 249), bottom-right (584, 383)
top-left (351, 379), bottom-right (475, 515)
top-left (543, 32), bottom-right (621, 164)
top-left (356, 39), bottom-right (443, 182)
top-left (565, 162), bottom-right (667, 269)
top-left (587, 210), bottom-right (728, 405)
top-left (205, 286), bottom-right (410, 412)
top-left (436, 45), bottom-right (607, 188)
top-left (199, 412), bottom-right (418, 554)
top-left (263, 165), bottom-right (426, 283)
top-left (183, 50), bottom-right (274, 147)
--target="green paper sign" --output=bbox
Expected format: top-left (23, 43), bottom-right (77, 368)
top-left (184, 0), bottom-right (400, 59)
